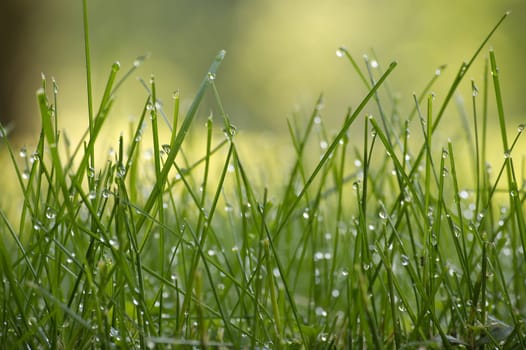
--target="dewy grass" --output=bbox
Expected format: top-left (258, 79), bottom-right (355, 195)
top-left (0, 6), bottom-right (525, 349)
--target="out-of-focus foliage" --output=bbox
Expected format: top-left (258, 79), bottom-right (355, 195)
top-left (4, 0), bottom-right (526, 137)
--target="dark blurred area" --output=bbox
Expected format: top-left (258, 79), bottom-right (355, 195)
top-left (1, 1), bottom-right (525, 140)
top-left (0, 1), bottom-right (34, 135)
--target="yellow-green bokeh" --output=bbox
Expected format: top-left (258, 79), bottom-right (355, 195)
top-left (9, 1), bottom-right (526, 143)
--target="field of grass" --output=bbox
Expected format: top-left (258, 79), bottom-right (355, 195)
top-left (0, 5), bottom-right (525, 349)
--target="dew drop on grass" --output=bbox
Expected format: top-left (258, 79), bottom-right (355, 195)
top-left (335, 48), bottom-right (344, 58)
top-left (102, 189), bottom-right (111, 199)
top-left (472, 84), bottom-right (479, 97)
top-left (315, 306), bottom-right (327, 317)
top-left (30, 152), bottom-right (40, 163)
top-left (116, 165), bottom-right (126, 178)
top-left (161, 144), bottom-right (171, 154)
top-left (45, 207), bottom-right (56, 220)
top-left (22, 169), bottom-right (30, 180)
top-left (320, 140), bottom-right (328, 149)
top-left (401, 254), bottom-right (410, 266)
top-left (207, 72), bottom-right (216, 81)
top-left (109, 239), bottom-right (119, 249)
top-left (370, 60), bottom-right (379, 68)
top-left (88, 191), bottom-right (97, 200)
top-left (87, 167), bottom-right (95, 178)
top-left (518, 124), bottom-right (525, 133)
top-left (504, 150), bottom-right (511, 159)
top-left (223, 124), bottom-right (237, 138)
top-left (314, 115), bottom-right (322, 124)
top-left (19, 147), bottom-right (27, 158)
top-left (441, 149), bottom-right (448, 158)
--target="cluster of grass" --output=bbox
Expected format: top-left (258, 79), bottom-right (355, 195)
top-left (1, 6), bottom-right (525, 349)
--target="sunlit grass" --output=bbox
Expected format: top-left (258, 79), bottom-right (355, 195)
top-left (0, 7), bottom-right (525, 349)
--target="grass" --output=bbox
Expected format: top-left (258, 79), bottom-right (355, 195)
top-left (0, 5), bottom-right (525, 349)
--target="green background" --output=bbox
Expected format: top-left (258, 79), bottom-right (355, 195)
top-left (9, 0), bottom-right (526, 137)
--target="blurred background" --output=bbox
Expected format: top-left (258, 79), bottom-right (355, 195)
top-left (1, 0), bottom-right (525, 141)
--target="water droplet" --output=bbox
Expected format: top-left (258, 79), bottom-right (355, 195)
top-left (207, 72), bottom-right (216, 81)
top-left (401, 254), bottom-right (410, 266)
top-left (314, 116), bottom-right (322, 124)
top-left (442, 168), bottom-right (449, 177)
top-left (435, 68), bottom-right (442, 76)
top-left (133, 55), bottom-right (146, 67)
top-left (161, 144), bottom-right (171, 154)
top-left (331, 289), bottom-right (340, 298)
top-left (132, 299), bottom-right (139, 306)
top-left (302, 209), bottom-right (310, 219)
top-left (45, 207), bottom-right (56, 220)
top-left (19, 147), bottom-right (27, 158)
top-left (112, 61), bottom-right (121, 72)
top-left (504, 151), bottom-right (511, 159)
top-left (354, 159), bottom-right (362, 167)
top-left (319, 140), bottom-right (328, 149)
top-left (362, 263), bottom-right (370, 271)
top-left (472, 84), bottom-right (479, 97)
top-left (102, 189), bottom-right (111, 198)
top-left (441, 149), bottom-right (449, 158)
top-left (22, 169), bottom-right (30, 180)
top-left (207, 249), bottom-right (216, 256)
top-left (88, 191), bottom-right (97, 200)
top-left (518, 124), bottom-right (525, 133)
top-left (378, 210), bottom-right (388, 220)
top-left (314, 252), bottom-right (324, 261)
top-left (215, 50), bottom-right (226, 61)
top-left (116, 165), bottom-right (126, 178)
top-left (223, 124), bottom-right (237, 138)
top-left (510, 190), bottom-right (518, 197)
top-left (315, 306), bottom-right (327, 317)
top-left (459, 190), bottom-right (469, 199)
top-left (30, 152), bottom-right (40, 163)
top-left (336, 48), bottom-right (345, 58)
top-left (109, 239), bottom-right (119, 249)
top-left (87, 167), bottom-right (95, 178)
top-left (370, 60), bottom-right (378, 68)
